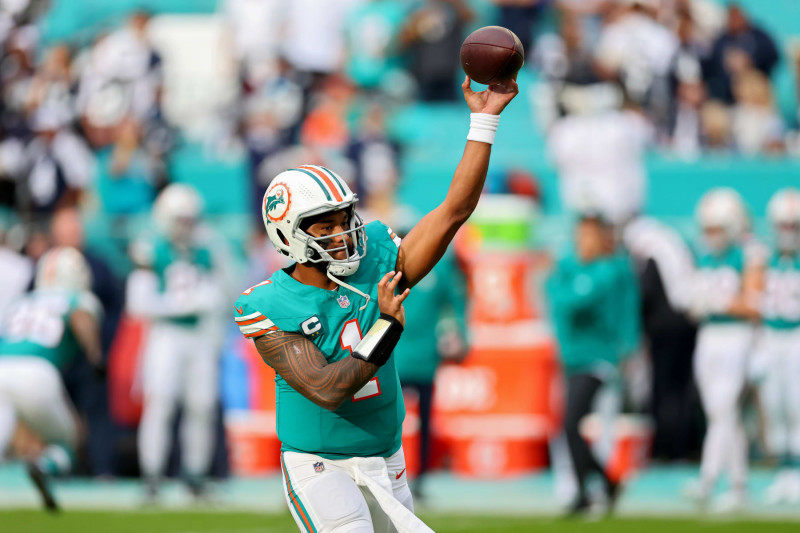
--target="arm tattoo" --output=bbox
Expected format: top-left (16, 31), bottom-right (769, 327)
top-left (254, 331), bottom-right (378, 411)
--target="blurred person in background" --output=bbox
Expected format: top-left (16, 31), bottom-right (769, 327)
top-left (750, 189), bottom-right (800, 505)
top-left (593, 0), bottom-right (678, 125)
top-left (50, 207), bottom-right (123, 477)
top-left (730, 69), bottom-right (785, 155)
top-left (548, 82), bottom-right (653, 226)
top-left (0, 246), bottom-right (104, 511)
top-left (686, 188), bottom-right (760, 512)
top-left (393, 210), bottom-right (468, 501)
top-left (494, 0), bottom-right (547, 59)
top-left (76, 11), bottom-right (163, 149)
top-left (17, 102), bottom-right (95, 217)
top-left (0, 24), bottom-right (38, 139)
top-left (344, 0), bottom-right (410, 92)
top-left (666, 12), bottom-right (707, 154)
top-left (545, 213), bottom-right (639, 515)
top-left (0, 210), bottom-right (32, 330)
top-left (95, 117), bottom-right (158, 218)
top-left (24, 44), bottom-right (74, 122)
top-left (126, 184), bottom-right (226, 502)
top-left (623, 216), bottom-right (702, 461)
top-left (699, 99), bottom-right (733, 152)
top-left (704, 3), bottom-right (779, 105)
top-left (400, 0), bottom-right (474, 102)
top-left (346, 101), bottom-right (400, 221)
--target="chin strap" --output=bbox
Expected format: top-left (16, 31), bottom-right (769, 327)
top-left (327, 270), bottom-right (371, 311)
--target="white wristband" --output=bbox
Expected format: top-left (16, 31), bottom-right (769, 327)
top-left (467, 113), bottom-right (500, 145)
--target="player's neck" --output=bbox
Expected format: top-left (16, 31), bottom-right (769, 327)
top-left (290, 263), bottom-right (338, 291)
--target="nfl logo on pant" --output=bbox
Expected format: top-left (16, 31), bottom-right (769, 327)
top-left (314, 462), bottom-right (325, 473)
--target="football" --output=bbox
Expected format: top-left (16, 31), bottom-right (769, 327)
top-left (460, 26), bottom-right (524, 85)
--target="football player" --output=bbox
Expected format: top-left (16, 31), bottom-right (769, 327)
top-left (0, 246), bottom-right (104, 512)
top-left (687, 188), bottom-right (760, 512)
top-left (234, 76), bottom-right (517, 533)
top-left (126, 184), bottom-right (227, 501)
top-left (753, 188), bottom-right (800, 505)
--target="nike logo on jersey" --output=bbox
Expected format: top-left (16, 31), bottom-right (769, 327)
top-left (234, 305), bottom-right (244, 314)
top-left (396, 468), bottom-right (406, 480)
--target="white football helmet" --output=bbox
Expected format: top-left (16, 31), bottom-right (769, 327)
top-left (767, 188), bottom-right (800, 251)
top-left (153, 183), bottom-right (202, 242)
top-left (696, 187), bottom-right (747, 249)
top-left (35, 246), bottom-right (92, 292)
top-left (262, 165), bottom-right (366, 277)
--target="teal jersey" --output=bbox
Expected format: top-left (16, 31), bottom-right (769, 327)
top-left (394, 255), bottom-right (467, 384)
top-left (545, 254), bottom-right (624, 376)
top-left (0, 289), bottom-right (101, 370)
top-left (137, 234), bottom-right (215, 326)
top-left (694, 245), bottom-right (745, 324)
top-left (762, 251), bottom-right (800, 329)
top-left (234, 221), bottom-right (404, 459)
top-left (609, 251), bottom-right (642, 358)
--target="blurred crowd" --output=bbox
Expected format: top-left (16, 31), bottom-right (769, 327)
top-left (0, 0), bottom-right (798, 512)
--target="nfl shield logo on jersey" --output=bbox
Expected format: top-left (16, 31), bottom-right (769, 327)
top-left (314, 462), bottom-right (325, 473)
top-left (337, 295), bottom-right (350, 309)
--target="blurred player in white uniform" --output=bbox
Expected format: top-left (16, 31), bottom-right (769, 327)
top-left (752, 188), bottom-right (800, 505)
top-left (687, 188), bottom-right (759, 512)
top-left (126, 184), bottom-right (226, 501)
top-left (0, 247), bottom-right (104, 511)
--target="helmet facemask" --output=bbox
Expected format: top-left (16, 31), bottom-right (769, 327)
top-left (296, 204), bottom-right (367, 277)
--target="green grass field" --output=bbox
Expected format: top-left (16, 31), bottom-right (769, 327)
top-left (2, 511), bottom-right (800, 533)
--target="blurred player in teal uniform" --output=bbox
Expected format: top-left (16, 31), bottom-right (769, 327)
top-left (0, 246), bottom-right (104, 511)
top-left (545, 213), bottom-right (640, 516)
top-left (752, 188), bottom-right (800, 505)
top-left (687, 188), bottom-right (760, 512)
top-left (394, 246), bottom-right (468, 500)
top-left (126, 184), bottom-right (228, 502)
top-left (234, 76), bottom-right (517, 533)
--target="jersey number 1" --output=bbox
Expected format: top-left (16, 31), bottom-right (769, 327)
top-left (340, 319), bottom-right (381, 402)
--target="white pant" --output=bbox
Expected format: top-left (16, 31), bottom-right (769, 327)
top-left (0, 357), bottom-right (77, 458)
top-left (694, 323), bottom-right (753, 490)
top-left (751, 327), bottom-right (800, 460)
top-left (281, 447), bottom-right (430, 533)
top-left (137, 320), bottom-right (220, 479)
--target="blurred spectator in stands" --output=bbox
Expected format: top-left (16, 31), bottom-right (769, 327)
top-left (0, 125), bottom-right (27, 209)
top-left (24, 44), bottom-right (74, 123)
top-left (730, 69), bottom-right (785, 156)
top-left (51, 206), bottom-right (123, 476)
top-left (704, 3), bottom-right (779, 104)
top-left (400, 0), bottom-right (474, 102)
top-left (344, 0), bottom-right (410, 92)
top-left (222, 0), bottom-right (283, 78)
top-left (699, 99), bottom-right (733, 152)
top-left (242, 57), bottom-right (304, 218)
top-left (593, 0), bottom-right (678, 124)
top-left (669, 77), bottom-right (706, 158)
top-left (76, 11), bottom-right (163, 148)
top-left (0, 24), bottom-right (38, 138)
top-left (0, 210), bottom-right (32, 331)
top-left (280, 0), bottom-right (357, 89)
top-left (95, 117), bottom-right (157, 217)
top-left (346, 101), bottom-right (399, 220)
top-left (18, 102), bottom-right (95, 217)
top-left (536, 11), bottom-right (601, 86)
top-left (548, 83), bottom-right (653, 225)
top-left (493, 0), bottom-right (546, 58)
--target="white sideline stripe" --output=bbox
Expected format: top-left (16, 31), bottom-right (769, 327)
top-left (175, 528), bottom-right (284, 533)
top-left (235, 311), bottom-right (263, 322)
top-left (238, 319), bottom-right (275, 334)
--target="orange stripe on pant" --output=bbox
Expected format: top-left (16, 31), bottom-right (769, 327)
top-left (281, 454), bottom-right (316, 533)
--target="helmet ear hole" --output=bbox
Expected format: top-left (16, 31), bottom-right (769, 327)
top-left (276, 228), bottom-right (289, 246)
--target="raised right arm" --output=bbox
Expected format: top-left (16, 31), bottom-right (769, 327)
top-left (254, 331), bottom-right (378, 411)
